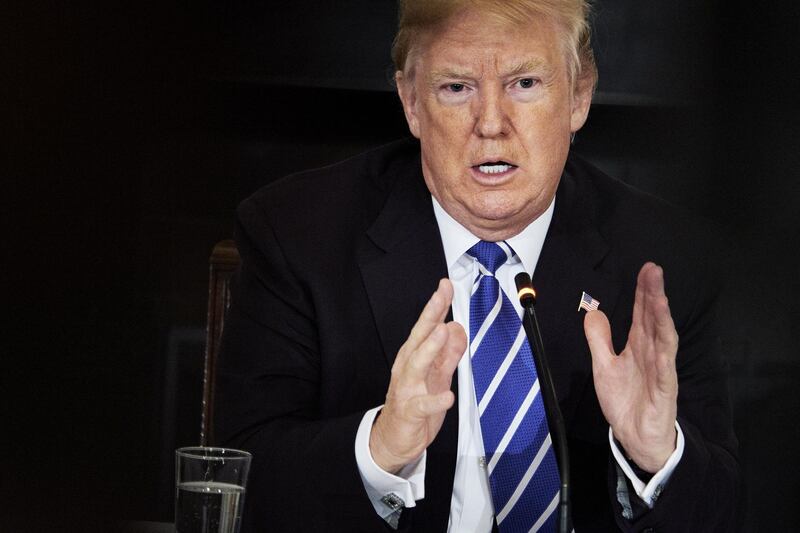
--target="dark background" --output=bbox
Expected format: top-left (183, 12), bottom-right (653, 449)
top-left (5, 1), bottom-right (798, 531)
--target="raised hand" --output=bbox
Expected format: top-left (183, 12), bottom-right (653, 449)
top-left (584, 262), bottom-right (679, 473)
top-left (369, 278), bottom-right (467, 473)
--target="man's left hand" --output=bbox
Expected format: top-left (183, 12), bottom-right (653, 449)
top-left (583, 262), bottom-right (679, 473)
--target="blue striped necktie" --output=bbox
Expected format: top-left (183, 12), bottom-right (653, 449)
top-left (467, 241), bottom-right (561, 532)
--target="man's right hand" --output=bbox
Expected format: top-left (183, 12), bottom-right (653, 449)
top-left (369, 278), bottom-right (467, 473)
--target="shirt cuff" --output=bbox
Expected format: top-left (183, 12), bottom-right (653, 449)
top-left (355, 405), bottom-right (426, 520)
top-left (608, 420), bottom-right (685, 508)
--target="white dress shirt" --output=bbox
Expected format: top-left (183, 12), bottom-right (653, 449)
top-left (355, 196), bottom-right (684, 531)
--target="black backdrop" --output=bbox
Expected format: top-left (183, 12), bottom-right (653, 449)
top-left (6, 1), bottom-right (799, 531)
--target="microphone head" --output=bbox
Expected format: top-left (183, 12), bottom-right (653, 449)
top-left (514, 272), bottom-right (537, 308)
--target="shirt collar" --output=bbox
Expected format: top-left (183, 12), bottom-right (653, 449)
top-left (431, 195), bottom-right (555, 274)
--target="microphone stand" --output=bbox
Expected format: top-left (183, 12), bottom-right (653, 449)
top-left (514, 273), bottom-right (571, 533)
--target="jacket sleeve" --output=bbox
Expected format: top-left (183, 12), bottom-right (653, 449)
top-left (610, 252), bottom-right (742, 532)
top-left (214, 198), bottom-right (392, 533)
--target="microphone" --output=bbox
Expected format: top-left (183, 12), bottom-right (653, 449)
top-left (514, 272), bottom-right (571, 533)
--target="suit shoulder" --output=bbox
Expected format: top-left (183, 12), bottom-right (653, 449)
top-left (239, 138), bottom-right (420, 218)
top-left (564, 154), bottom-right (733, 292)
top-left (565, 154), bottom-right (725, 251)
top-left (234, 138), bottom-right (421, 264)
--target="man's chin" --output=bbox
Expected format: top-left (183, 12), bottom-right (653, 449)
top-left (461, 206), bottom-right (533, 240)
top-left (469, 197), bottom-right (528, 222)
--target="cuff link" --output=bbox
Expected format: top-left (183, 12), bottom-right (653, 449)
top-left (381, 492), bottom-right (405, 512)
top-left (652, 484), bottom-right (663, 502)
top-left (380, 493), bottom-right (405, 530)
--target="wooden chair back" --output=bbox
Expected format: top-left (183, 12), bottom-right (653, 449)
top-left (201, 239), bottom-right (240, 446)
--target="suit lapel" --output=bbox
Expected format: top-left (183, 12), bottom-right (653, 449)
top-left (532, 163), bottom-right (622, 429)
top-left (357, 153), bottom-right (457, 530)
top-left (357, 156), bottom-right (449, 368)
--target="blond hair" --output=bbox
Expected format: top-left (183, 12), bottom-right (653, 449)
top-left (391, 0), bottom-right (597, 89)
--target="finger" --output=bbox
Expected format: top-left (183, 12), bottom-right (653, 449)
top-left (407, 391), bottom-right (455, 419)
top-left (434, 321), bottom-right (468, 378)
top-left (632, 265), bottom-right (678, 392)
top-left (644, 265), bottom-right (677, 341)
top-left (403, 322), bottom-right (449, 383)
top-left (404, 278), bottom-right (454, 352)
top-left (632, 262), bottom-right (654, 331)
top-left (584, 309), bottom-right (616, 366)
top-left (640, 262), bottom-right (665, 297)
top-left (646, 289), bottom-right (679, 387)
top-left (638, 263), bottom-right (677, 347)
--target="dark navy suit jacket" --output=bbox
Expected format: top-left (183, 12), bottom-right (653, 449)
top-left (215, 139), bottom-right (740, 532)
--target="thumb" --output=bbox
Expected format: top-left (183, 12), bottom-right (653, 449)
top-left (584, 310), bottom-right (615, 362)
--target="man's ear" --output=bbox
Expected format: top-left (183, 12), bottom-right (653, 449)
top-left (570, 73), bottom-right (594, 133)
top-left (396, 70), bottom-right (421, 139)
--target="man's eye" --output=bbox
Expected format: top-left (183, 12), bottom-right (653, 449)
top-left (448, 83), bottom-right (465, 92)
top-left (518, 78), bottom-right (535, 89)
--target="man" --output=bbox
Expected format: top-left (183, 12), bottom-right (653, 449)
top-left (216, 1), bottom-right (740, 531)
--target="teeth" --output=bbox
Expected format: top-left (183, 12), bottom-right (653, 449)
top-left (478, 164), bottom-right (512, 174)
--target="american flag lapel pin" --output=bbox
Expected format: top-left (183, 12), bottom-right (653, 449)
top-left (578, 291), bottom-right (600, 312)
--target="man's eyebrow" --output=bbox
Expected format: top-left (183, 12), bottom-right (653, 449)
top-left (426, 59), bottom-right (552, 84)
top-left (501, 58), bottom-right (550, 77)
top-left (428, 68), bottom-right (478, 83)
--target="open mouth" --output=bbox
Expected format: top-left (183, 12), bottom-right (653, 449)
top-left (473, 161), bottom-right (518, 175)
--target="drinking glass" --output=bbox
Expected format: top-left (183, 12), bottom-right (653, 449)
top-left (175, 447), bottom-right (252, 533)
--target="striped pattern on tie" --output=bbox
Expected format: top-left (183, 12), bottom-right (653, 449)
top-left (467, 241), bottom-right (561, 533)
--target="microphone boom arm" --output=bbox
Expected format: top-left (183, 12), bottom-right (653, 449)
top-left (515, 272), bottom-right (571, 533)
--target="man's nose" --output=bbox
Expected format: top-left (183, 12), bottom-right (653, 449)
top-left (473, 89), bottom-right (510, 138)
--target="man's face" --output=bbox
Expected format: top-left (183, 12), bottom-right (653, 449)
top-left (397, 9), bottom-right (592, 240)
